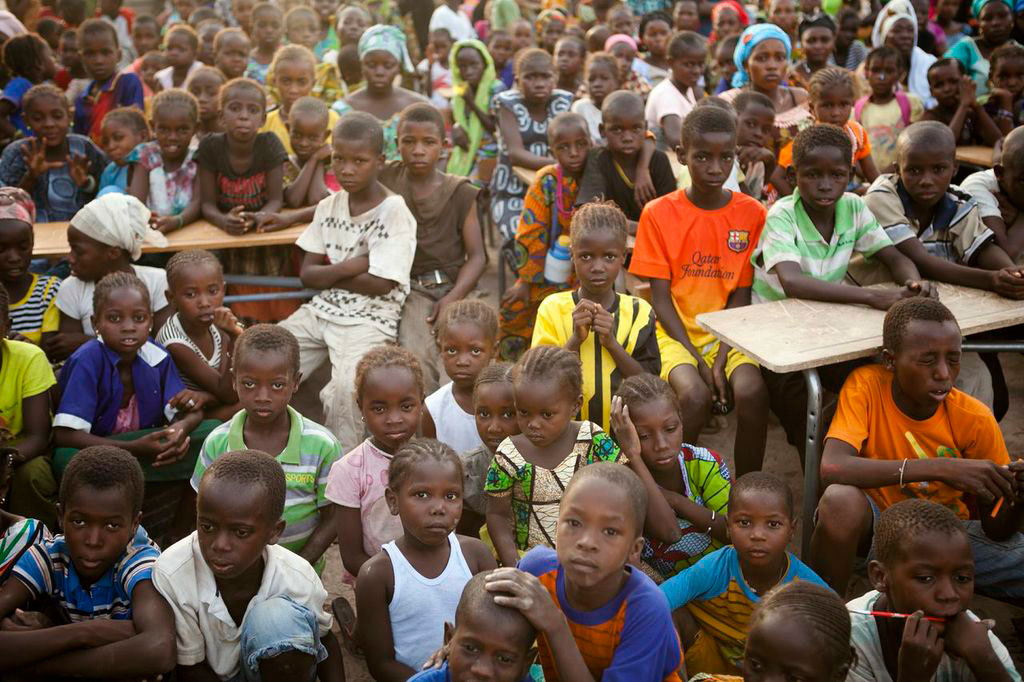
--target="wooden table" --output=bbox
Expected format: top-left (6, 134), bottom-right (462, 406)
top-left (32, 219), bottom-right (308, 257)
top-left (956, 145), bottom-right (994, 168)
top-left (696, 283), bottom-right (1024, 555)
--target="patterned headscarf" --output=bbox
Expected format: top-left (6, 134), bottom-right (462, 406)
top-left (536, 7), bottom-right (567, 33)
top-left (70, 194), bottom-right (166, 262)
top-left (732, 23), bottom-right (792, 88)
top-left (357, 24), bottom-right (413, 72)
top-left (972, 0), bottom-right (1013, 17)
top-left (0, 187), bottom-right (34, 224)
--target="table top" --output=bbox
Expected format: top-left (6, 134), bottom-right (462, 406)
top-left (956, 146), bottom-right (994, 167)
top-left (696, 284), bottom-right (1024, 373)
top-left (32, 219), bottom-right (308, 257)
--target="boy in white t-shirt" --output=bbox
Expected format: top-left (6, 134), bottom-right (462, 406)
top-left (153, 450), bottom-right (344, 681)
top-left (280, 113), bottom-right (416, 452)
top-left (645, 30), bottom-right (704, 150)
top-left (429, 0), bottom-right (475, 42)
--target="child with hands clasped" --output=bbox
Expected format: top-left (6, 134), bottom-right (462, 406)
top-left (533, 202), bottom-right (661, 431)
top-left (280, 112), bottom-right (416, 451)
top-left (154, 450), bottom-right (344, 682)
top-left (810, 298), bottom-right (1024, 602)
top-left (193, 325), bottom-right (342, 573)
top-left (422, 301), bottom-right (497, 454)
top-left (129, 89), bottom-right (201, 232)
top-left (0, 447), bottom-right (176, 679)
top-left (356, 439), bottom-right (497, 680)
top-left (484, 345), bottom-right (625, 568)
top-left (612, 374), bottom-right (732, 582)
top-left (660, 472), bottom-right (828, 677)
top-left (327, 346), bottom-right (425, 583)
top-left (922, 59), bottom-right (1002, 147)
top-left (984, 44), bottom-right (1024, 134)
top-left (484, 463), bottom-right (684, 680)
top-left (846, 500), bottom-right (1020, 681)
top-left (156, 250), bottom-right (242, 417)
top-left (0, 84), bottom-right (106, 223)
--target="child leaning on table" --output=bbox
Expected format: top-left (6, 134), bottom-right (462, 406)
top-left (751, 124), bottom-right (936, 456)
top-left (810, 297), bottom-right (1024, 603)
top-left (280, 112), bottom-right (416, 453)
top-left (960, 125), bottom-right (1024, 262)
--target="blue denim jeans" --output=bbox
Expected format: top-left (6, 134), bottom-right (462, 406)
top-left (229, 596), bottom-right (327, 682)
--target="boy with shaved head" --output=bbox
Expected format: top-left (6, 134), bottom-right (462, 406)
top-left (961, 126), bottom-right (1024, 262)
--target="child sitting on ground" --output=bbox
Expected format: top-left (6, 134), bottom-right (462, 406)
top-left (282, 97), bottom-right (336, 219)
top-left (186, 66), bottom-right (226, 137)
top-left (811, 297), bottom-right (1024, 602)
top-left (73, 19), bottom-right (144, 143)
top-left (863, 121), bottom-right (1024, 298)
top-left (279, 113), bottom-right (416, 451)
top-left (0, 85), bottom-right (106, 223)
top-left (613, 374), bottom-right (731, 582)
top-left (0, 189), bottom-right (60, 346)
top-left (422, 301), bottom-right (497, 453)
top-left (128, 89), bottom-right (201, 232)
top-left (97, 107), bottom-right (149, 195)
top-left (457, 363), bottom-right (519, 537)
top-left (485, 462), bottom-right (683, 679)
top-left (447, 39), bottom-right (503, 179)
top-left (357, 439), bottom-right (497, 679)
top-left (962, 125), bottom-right (1024, 261)
top-left (0, 33), bottom-right (58, 139)
top-left (660, 472), bottom-right (828, 676)
top-left (742, 581), bottom-right (855, 681)
top-left (48, 193), bottom-right (170, 361)
top-left (244, 2), bottom-right (282, 84)
top-left (921, 58), bottom-right (1002, 147)
top-left (327, 346), bottom-right (424, 582)
top-left (213, 27), bottom-right (251, 81)
top-left (571, 51), bottom-right (620, 146)
top-left (644, 31), bottom-right (704, 151)
top-left (0, 279), bottom-right (58, 531)
top-left (533, 202), bottom-right (660, 431)
top-left (193, 325), bottom-right (340, 573)
top-left (485, 345), bottom-right (624, 568)
top-left (847, 499), bottom-right (1019, 680)
top-left (156, 24), bottom-right (202, 90)
top-left (154, 450), bottom-right (344, 682)
top-left (631, 106), bottom-right (769, 477)
top-left (0, 447), bottom-right (175, 679)
top-left (854, 46), bottom-right (924, 173)
top-left (156, 250), bottom-right (242, 417)
top-left (409, 571), bottom-right (536, 682)
top-left (575, 91), bottom-right (675, 230)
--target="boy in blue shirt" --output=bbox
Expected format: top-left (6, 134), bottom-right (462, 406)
top-left (0, 446), bottom-right (175, 678)
top-left (660, 472), bottom-right (828, 677)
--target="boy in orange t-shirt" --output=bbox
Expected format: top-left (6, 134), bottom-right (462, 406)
top-left (810, 297), bottom-right (1024, 600)
top-left (629, 106), bottom-right (769, 477)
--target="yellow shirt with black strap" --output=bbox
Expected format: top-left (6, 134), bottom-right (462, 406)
top-left (532, 290), bottom-right (660, 430)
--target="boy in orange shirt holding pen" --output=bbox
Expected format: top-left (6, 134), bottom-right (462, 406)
top-left (629, 105), bottom-right (769, 477)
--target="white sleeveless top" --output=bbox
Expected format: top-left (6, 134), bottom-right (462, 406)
top-left (424, 382), bottom-right (483, 454)
top-left (382, 532), bottom-right (473, 670)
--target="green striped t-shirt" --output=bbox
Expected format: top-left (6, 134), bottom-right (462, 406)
top-left (191, 405), bottom-right (342, 573)
top-left (751, 191), bottom-right (893, 304)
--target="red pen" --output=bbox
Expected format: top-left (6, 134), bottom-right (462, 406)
top-left (848, 609), bottom-right (944, 623)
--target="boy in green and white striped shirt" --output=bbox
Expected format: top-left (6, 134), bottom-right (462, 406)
top-left (191, 325), bottom-right (341, 574)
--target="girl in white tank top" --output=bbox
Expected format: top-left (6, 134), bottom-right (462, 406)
top-left (353, 438), bottom-right (498, 679)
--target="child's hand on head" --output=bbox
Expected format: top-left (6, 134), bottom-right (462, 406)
top-left (67, 151), bottom-right (92, 188)
top-left (21, 138), bottom-right (63, 180)
top-left (609, 396), bottom-right (641, 459)
top-left (898, 612), bottom-right (944, 682)
top-left (484, 568), bottom-right (563, 634)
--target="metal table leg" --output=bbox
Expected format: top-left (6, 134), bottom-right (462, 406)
top-left (801, 367), bottom-right (823, 559)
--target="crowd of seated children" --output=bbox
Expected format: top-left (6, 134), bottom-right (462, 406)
top-left (0, 1), bottom-right (1021, 680)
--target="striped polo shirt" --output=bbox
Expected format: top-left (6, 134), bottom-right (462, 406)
top-left (191, 405), bottom-right (342, 573)
top-left (12, 525), bottom-right (158, 622)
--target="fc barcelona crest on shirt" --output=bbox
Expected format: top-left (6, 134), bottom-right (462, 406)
top-left (727, 230), bottom-right (750, 253)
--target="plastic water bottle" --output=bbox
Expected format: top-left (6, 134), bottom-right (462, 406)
top-left (543, 235), bottom-right (573, 285)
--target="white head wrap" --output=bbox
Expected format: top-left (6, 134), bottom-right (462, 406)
top-left (871, 0), bottom-right (937, 108)
top-left (69, 194), bottom-right (167, 261)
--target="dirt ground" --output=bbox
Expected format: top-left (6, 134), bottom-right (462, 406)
top-left (291, 250), bottom-right (1024, 678)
